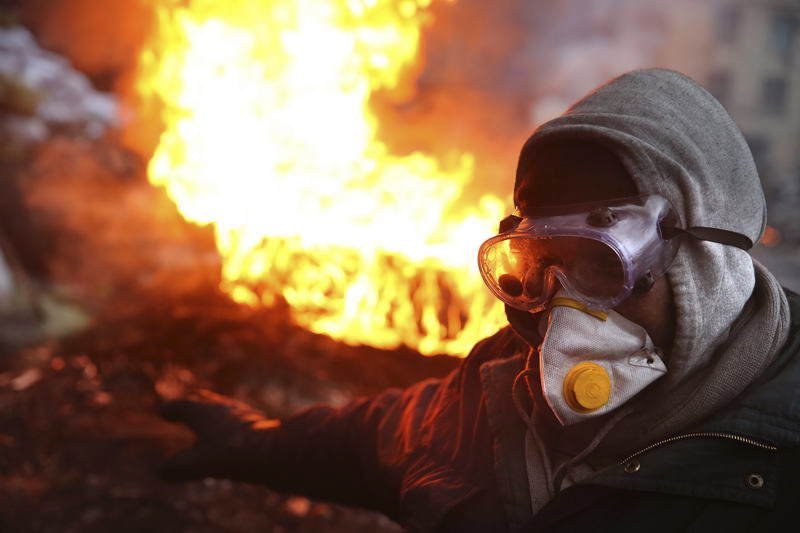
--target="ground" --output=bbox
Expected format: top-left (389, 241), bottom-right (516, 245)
top-left (0, 138), bottom-right (460, 532)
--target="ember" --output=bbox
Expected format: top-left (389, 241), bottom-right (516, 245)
top-left (134, 0), bottom-right (508, 356)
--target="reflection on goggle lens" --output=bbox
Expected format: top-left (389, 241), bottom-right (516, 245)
top-left (498, 273), bottom-right (523, 297)
top-left (486, 236), bottom-right (625, 302)
top-left (479, 195), bottom-right (682, 312)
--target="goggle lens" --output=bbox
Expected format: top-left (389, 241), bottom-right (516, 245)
top-left (480, 235), bottom-right (625, 308)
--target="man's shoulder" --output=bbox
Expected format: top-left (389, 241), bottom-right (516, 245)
top-left (775, 287), bottom-right (800, 368)
top-left (688, 287), bottom-right (800, 445)
top-left (463, 325), bottom-right (527, 368)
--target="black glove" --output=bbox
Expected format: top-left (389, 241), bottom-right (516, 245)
top-left (160, 388), bottom-right (395, 513)
top-left (159, 389), bottom-right (280, 482)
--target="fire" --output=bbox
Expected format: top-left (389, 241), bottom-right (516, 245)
top-left (135, 0), bottom-right (508, 356)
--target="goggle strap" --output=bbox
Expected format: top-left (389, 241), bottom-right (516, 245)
top-left (662, 225), bottom-right (753, 251)
top-left (498, 214), bottom-right (754, 250)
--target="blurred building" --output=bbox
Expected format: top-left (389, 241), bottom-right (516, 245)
top-left (707, 0), bottom-right (800, 242)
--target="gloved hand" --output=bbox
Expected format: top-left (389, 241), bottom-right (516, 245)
top-left (159, 389), bottom-right (280, 482)
top-left (160, 387), bottom-right (393, 510)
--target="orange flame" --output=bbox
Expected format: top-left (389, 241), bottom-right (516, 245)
top-left (135, 0), bottom-right (508, 356)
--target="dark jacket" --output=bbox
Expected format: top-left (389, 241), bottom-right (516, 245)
top-left (225, 290), bottom-right (800, 532)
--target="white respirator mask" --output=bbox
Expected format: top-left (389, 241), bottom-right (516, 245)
top-left (539, 289), bottom-right (667, 426)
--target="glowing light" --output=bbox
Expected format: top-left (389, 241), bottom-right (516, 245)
top-left (760, 225), bottom-right (781, 247)
top-left (136, 0), bottom-right (507, 355)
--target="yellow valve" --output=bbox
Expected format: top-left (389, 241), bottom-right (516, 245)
top-left (563, 362), bottom-right (611, 412)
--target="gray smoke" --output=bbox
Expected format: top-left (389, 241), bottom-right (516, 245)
top-left (0, 26), bottom-right (118, 146)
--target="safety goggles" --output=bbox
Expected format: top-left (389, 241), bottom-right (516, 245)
top-left (478, 195), bottom-right (679, 312)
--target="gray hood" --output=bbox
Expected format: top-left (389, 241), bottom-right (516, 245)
top-left (514, 68), bottom-right (791, 450)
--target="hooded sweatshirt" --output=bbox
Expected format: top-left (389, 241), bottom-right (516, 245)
top-left (510, 68), bottom-right (791, 513)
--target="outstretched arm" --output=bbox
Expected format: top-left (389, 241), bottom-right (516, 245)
top-left (159, 326), bottom-right (525, 529)
top-left (160, 387), bottom-right (403, 516)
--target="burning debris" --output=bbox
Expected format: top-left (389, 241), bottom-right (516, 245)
top-left (1, 110), bottom-right (453, 533)
top-left (133, 0), bottom-right (508, 357)
top-left (0, 19), bottom-right (456, 530)
top-left (0, 279), bottom-right (451, 531)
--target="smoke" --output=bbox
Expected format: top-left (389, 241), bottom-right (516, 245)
top-left (524, 0), bottom-right (713, 126)
top-left (13, 0), bottom-right (714, 183)
top-left (0, 27), bottom-right (117, 145)
top-left (375, 0), bottom-right (714, 206)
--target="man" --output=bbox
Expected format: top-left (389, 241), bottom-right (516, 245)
top-left (160, 69), bottom-right (799, 531)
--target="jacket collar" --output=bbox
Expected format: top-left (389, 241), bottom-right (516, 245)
top-left (696, 289), bottom-right (800, 448)
top-left (583, 289), bottom-right (800, 509)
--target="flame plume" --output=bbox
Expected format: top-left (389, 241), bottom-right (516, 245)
top-left (135, 0), bottom-right (507, 356)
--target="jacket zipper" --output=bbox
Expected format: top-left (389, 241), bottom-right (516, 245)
top-left (619, 432), bottom-right (778, 466)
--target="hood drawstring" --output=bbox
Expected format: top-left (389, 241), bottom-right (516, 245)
top-left (512, 362), bottom-right (554, 494)
top-left (512, 348), bottom-right (634, 496)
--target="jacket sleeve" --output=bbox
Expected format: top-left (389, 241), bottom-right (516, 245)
top-left (249, 387), bottom-right (406, 515)
top-left (239, 326), bottom-right (524, 526)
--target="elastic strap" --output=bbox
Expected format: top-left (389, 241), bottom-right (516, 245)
top-left (499, 213), bottom-right (754, 251)
top-left (661, 225), bottom-right (753, 251)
